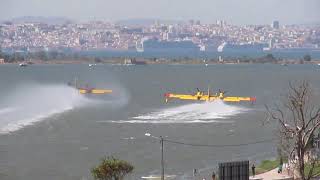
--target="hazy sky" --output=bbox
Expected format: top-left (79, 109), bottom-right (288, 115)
top-left (1, 0), bottom-right (319, 25)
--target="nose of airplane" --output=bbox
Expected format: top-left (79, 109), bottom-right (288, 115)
top-left (250, 97), bottom-right (257, 102)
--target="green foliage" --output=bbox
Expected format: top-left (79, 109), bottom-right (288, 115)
top-left (2, 52), bottom-right (25, 63)
top-left (252, 159), bottom-right (289, 175)
top-left (48, 51), bottom-right (59, 59)
top-left (265, 53), bottom-right (276, 61)
top-left (1, 50), bottom-right (75, 62)
top-left (91, 156), bottom-right (134, 180)
top-left (259, 159), bottom-right (281, 170)
top-left (254, 159), bottom-right (320, 177)
top-left (303, 54), bottom-right (312, 62)
top-left (250, 53), bottom-right (278, 63)
top-left (12, 52), bottom-right (25, 61)
top-left (35, 51), bottom-right (48, 61)
top-left (305, 162), bottom-right (320, 177)
top-left (306, 133), bottom-right (315, 150)
top-left (94, 57), bottom-right (102, 63)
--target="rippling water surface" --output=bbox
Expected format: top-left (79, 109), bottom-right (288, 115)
top-left (1, 64), bottom-right (320, 179)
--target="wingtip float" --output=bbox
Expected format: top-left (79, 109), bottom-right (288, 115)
top-left (164, 89), bottom-right (256, 104)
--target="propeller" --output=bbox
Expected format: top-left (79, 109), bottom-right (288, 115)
top-left (218, 89), bottom-right (228, 94)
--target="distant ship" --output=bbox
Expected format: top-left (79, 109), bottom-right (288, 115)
top-left (19, 62), bottom-right (28, 67)
top-left (217, 42), bottom-right (227, 52)
top-left (124, 59), bottom-right (146, 65)
top-left (136, 38), bottom-right (199, 52)
top-left (199, 44), bottom-right (206, 52)
top-left (88, 64), bottom-right (97, 67)
top-left (217, 42), bottom-right (268, 52)
top-left (136, 39), bottom-right (145, 52)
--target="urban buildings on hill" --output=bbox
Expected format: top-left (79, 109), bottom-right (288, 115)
top-left (0, 19), bottom-right (319, 53)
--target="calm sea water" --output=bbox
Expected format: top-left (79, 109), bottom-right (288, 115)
top-left (1, 64), bottom-right (320, 180)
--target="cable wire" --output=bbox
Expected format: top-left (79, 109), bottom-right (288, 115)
top-left (162, 138), bottom-right (275, 147)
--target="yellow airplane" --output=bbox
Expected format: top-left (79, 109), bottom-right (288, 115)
top-left (68, 78), bottom-right (112, 95)
top-left (164, 88), bottom-right (256, 103)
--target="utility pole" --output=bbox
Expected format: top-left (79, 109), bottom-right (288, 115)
top-left (145, 133), bottom-right (165, 180)
top-left (160, 136), bottom-right (164, 180)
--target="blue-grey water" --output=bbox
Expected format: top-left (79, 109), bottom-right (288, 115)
top-left (1, 64), bottom-right (320, 180)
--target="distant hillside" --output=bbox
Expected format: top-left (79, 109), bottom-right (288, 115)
top-left (115, 18), bottom-right (185, 26)
top-left (8, 16), bottom-right (73, 25)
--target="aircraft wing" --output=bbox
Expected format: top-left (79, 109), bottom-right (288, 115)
top-left (164, 93), bottom-right (256, 103)
top-left (91, 89), bottom-right (112, 94)
top-left (164, 93), bottom-right (209, 101)
top-left (222, 96), bottom-right (256, 102)
top-left (79, 89), bottom-right (112, 94)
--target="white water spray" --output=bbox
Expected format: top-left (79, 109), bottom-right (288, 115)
top-left (121, 101), bottom-right (249, 123)
top-left (0, 84), bottom-right (97, 134)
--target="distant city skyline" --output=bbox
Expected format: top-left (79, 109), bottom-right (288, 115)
top-left (1, 0), bottom-right (319, 25)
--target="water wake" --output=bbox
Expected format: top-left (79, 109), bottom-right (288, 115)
top-left (117, 101), bottom-right (248, 124)
top-left (0, 84), bottom-right (96, 134)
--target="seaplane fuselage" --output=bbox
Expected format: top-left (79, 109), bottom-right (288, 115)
top-left (164, 90), bottom-right (256, 103)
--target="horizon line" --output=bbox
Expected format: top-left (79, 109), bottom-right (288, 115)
top-left (1, 16), bottom-right (320, 26)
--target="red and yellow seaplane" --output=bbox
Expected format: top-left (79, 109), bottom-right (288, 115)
top-left (164, 88), bottom-right (256, 103)
top-left (68, 78), bottom-right (112, 95)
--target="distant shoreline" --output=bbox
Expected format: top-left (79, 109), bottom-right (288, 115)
top-left (2, 58), bottom-right (320, 65)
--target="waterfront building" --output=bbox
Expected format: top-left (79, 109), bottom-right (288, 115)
top-left (189, 20), bottom-right (194, 26)
top-left (272, 21), bottom-right (280, 29)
